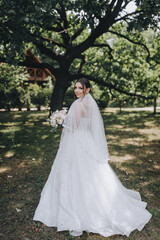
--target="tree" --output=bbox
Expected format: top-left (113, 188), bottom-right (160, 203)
top-left (0, 0), bottom-right (160, 111)
top-left (0, 64), bottom-right (28, 110)
top-left (79, 26), bottom-right (160, 113)
top-left (27, 80), bottom-right (53, 111)
top-left (0, 64), bottom-right (53, 110)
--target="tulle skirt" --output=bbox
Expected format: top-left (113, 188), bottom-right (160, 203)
top-left (33, 130), bottom-right (152, 237)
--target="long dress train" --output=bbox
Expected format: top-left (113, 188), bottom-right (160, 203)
top-left (33, 93), bottom-right (152, 237)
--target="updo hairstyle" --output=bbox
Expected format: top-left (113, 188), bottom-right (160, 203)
top-left (75, 78), bottom-right (91, 91)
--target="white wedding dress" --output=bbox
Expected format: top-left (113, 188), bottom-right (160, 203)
top-left (33, 93), bottom-right (152, 237)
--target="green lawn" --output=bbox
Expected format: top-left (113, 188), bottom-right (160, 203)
top-left (0, 109), bottom-right (160, 240)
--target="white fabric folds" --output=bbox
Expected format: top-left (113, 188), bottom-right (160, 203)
top-left (33, 93), bottom-right (152, 237)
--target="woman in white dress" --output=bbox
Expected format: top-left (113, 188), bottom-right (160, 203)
top-left (33, 78), bottom-right (152, 237)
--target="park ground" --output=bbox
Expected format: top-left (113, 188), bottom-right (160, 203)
top-left (0, 108), bottom-right (160, 240)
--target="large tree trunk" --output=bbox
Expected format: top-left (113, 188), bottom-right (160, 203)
top-left (50, 72), bottom-right (70, 113)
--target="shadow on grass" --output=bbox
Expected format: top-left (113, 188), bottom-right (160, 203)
top-left (0, 110), bottom-right (160, 240)
top-left (0, 111), bottom-right (60, 168)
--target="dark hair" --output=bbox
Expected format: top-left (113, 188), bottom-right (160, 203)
top-left (75, 78), bottom-right (91, 89)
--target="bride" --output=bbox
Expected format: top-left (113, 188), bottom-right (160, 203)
top-left (33, 78), bottom-right (152, 237)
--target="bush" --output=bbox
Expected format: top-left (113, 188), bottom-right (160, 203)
top-left (0, 64), bottom-right (28, 110)
top-left (0, 64), bottom-right (53, 111)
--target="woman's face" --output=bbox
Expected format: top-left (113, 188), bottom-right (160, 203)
top-left (74, 82), bottom-right (90, 98)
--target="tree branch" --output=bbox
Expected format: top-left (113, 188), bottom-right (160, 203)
top-left (92, 43), bottom-right (113, 59)
top-left (38, 24), bottom-right (62, 32)
top-left (72, 29), bottom-right (84, 41)
top-left (33, 40), bottom-right (62, 62)
top-left (111, 0), bottom-right (123, 18)
top-left (25, 30), bottom-right (62, 61)
top-left (58, 1), bottom-right (71, 46)
top-left (59, 1), bottom-right (68, 29)
top-left (68, 1), bottom-right (124, 61)
top-left (4, 21), bottom-right (62, 63)
top-left (39, 36), bottom-right (65, 48)
top-left (0, 57), bottom-right (6, 62)
top-left (115, 10), bottom-right (145, 22)
top-left (109, 0), bottom-right (117, 10)
top-left (108, 30), bottom-right (151, 62)
top-left (70, 73), bottom-right (154, 99)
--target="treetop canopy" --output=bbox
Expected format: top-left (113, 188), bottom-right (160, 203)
top-left (0, 0), bottom-right (159, 64)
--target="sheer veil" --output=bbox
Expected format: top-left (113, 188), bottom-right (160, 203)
top-left (61, 93), bottom-right (110, 163)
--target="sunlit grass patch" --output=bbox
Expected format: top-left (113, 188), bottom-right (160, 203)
top-left (0, 166), bottom-right (11, 173)
top-left (4, 150), bottom-right (15, 158)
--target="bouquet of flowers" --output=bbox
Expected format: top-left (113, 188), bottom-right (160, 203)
top-left (48, 109), bottom-right (67, 130)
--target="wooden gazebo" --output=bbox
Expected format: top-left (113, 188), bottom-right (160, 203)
top-left (24, 50), bottom-right (55, 85)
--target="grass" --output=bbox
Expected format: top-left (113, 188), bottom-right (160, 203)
top-left (0, 109), bottom-right (160, 240)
